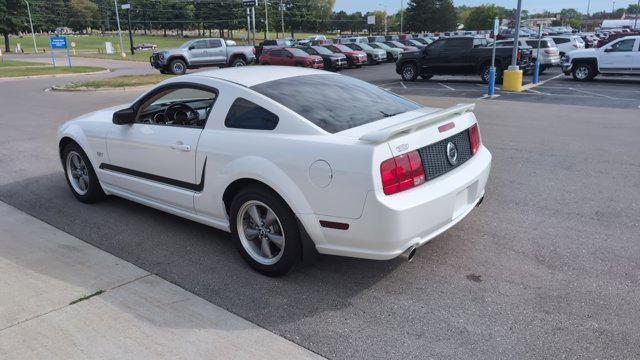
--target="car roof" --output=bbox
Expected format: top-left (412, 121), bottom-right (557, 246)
top-left (185, 66), bottom-right (333, 87)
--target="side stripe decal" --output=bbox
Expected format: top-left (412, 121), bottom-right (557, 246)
top-left (99, 158), bottom-right (207, 192)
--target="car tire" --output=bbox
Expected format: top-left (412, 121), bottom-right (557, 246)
top-left (400, 63), bottom-right (418, 81)
top-left (261, 62), bottom-right (269, 65)
top-left (159, 69), bottom-right (169, 74)
top-left (62, 142), bottom-right (106, 204)
top-left (230, 185), bottom-right (301, 276)
top-left (230, 58), bottom-right (246, 67)
top-left (572, 63), bottom-right (595, 81)
top-left (480, 64), bottom-right (502, 84)
top-left (169, 59), bottom-right (187, 75)
top-left (420, 74), bottom-right (433, 80)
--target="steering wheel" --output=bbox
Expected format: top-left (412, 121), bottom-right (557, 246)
top-left (164, 103), bottom-right (198, 126)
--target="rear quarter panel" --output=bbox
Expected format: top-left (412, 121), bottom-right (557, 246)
top-left (192, 80), bottom-right (377, 223)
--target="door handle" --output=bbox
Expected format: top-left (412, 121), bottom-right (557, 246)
top-left (170, 143), bottom-right (191, 152)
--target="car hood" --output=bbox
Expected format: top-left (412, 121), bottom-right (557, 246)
top-left (565, 48), bottom-right (597, 58)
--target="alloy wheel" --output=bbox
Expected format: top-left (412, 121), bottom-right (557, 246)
top-left (575, 66), bottom-right (589, 80)
top-left (66, 151), bottom-right (89, 196)
top-left (236, 200), bottom-right (285, 265)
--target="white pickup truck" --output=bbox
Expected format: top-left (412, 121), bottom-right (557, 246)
top-left (562, 35), bottom-right (640, 81)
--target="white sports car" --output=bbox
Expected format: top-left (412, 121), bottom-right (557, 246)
top-left (57, 66), bottom-right (491, 276)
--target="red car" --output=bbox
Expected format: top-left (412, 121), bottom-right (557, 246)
top-left (323, 44), bottom-right (368, 68)
top-left (258, 47), bottom-right (324, 69)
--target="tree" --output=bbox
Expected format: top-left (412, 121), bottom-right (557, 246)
top-left (463, 5), bottom-right (505, 30)
top-left (405, 0), bottom-right (457, 32)
top-left (67, 0), bottom-right (99, 33)
top-left (0, 0), bottom-right (27, 53)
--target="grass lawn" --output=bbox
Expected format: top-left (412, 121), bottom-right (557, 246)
top-left (1, 31), bottom-right (338, 62)
top-left (0, 59), bottom-right (45, 67)
top-left (59, 74), bottom-right (174, 89)
top-left (0, 66), bottom-right (105, 78)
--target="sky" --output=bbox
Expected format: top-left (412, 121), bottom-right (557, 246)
top-left (334, 0), bottom-right (639, 14)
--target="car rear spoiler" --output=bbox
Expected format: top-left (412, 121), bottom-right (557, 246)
top-left (359, 103), bottom-right (475, 143)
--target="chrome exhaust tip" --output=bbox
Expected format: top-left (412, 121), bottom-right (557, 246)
top-left (400, 245), bottom-right (417, 262)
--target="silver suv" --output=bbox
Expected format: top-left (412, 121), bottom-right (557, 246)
top-left (150, 38), bottom-right (256, 75)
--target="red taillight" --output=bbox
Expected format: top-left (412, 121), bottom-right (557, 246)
top-left (252, 48), bottom-right (256, 54)
top-left (517, 51), bottom-right (521, 62)
top-left (380, 150), bottom-right (425, 195)
top-left (469, 123), bottom-right (481, 155)
top-left (544, 49), bottom-right (554, 54)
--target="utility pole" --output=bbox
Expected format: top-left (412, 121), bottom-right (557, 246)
top-left (510, 0), bottom-right (523, 67)
top-left (635, 0), bottom-right (639, 30)
top-left (264, 0), bottom-right (269, 40)
top-left (280, 0), bottom-right (285, 36)
top-left (400, 0), bottom-right (404, 34)
top-left (247, 7), bottom-right (251, 45)
top-left (123, 3), bottom-right (134, 55)
top-left (113, 0), bottom-right (126, 57)
top-left (252, 6), bottom-right (256, 46)
top-left (23, 0), bottom-right (37, 53)
top-left (586, 0), bottom-right (591, 16)
top-left (612, 1), bottom-right (615, 14)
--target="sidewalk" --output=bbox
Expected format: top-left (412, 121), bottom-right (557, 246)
top-left (0, 201), bottom-right (322, 359)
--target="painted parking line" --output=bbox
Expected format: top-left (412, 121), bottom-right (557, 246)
top-left (520, 73), bottom-right (564, 91)
top-left (438, 83), bottom-right (455, 91)
top-left (400, 82), bottom-right (407, 89)
top-left (569, 87), bottom-right (620, 100)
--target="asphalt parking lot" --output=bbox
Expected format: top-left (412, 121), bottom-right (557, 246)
top-left (343, 62), bottom-right (640, 109)
top-left (1, 57), bottom-right (639, 359)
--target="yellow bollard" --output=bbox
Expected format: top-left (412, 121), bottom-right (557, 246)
top-left (502, 68), bottom-right (523, 92)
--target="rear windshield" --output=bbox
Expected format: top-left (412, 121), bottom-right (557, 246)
top-left (526, 39), bottom-right (555, 48)
top-left (251, 74), bottom-right (420, 133)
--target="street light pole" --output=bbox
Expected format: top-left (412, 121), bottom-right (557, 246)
top-left (378, 3), bottom-right (388, 35)
top-left (586, 0), bottom-right (591, 16)
top-left (510, 0), bottom-right (523, 68)
top-left (400, 0), bottom-right (404, 34)
top-left (23, 0), bottom-right (37, 53)
top-left (113, 0), bottom-right (126, 57)
top-left (264, 0), bottom-right (269, 40)
top-left (635, 0), bottom-right (639, 30)
top-left (280, 0), bottom-right (285, 36)
top-left (125, 5), bottom-right (135, 55)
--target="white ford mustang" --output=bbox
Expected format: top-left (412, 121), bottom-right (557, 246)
top-left (57, 66), bottom-right (491, 275)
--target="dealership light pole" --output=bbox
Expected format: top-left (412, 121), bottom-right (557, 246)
top-left (586, 0), bottom-right (591, 16)
top-left (510, 0), bottom-right (523, 68)
top-left (122, 3), bottom-right (135, 55)
top-left (379, 3), bottom-right (388, 35)
top-left (280, 0), bottom-right (285, 35)
top-left (23, 0), bottom-right (37, 53)
top-left (113, 0), bottom-right (126, 57)
top-left (635, 0), bottom-right (639, 29)
top-left (264, 0), bottom-right (269, 40)
top-left (400, 0), bottom-right (404, 34)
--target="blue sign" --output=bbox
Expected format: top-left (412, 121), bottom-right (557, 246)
top-left (49, 36), bottom-right (72, 69)
top-left (49, 37), bottom-right (68, 49)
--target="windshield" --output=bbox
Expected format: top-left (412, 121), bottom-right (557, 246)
top-left (334, 44), bottom-right (353, 52)
top-left (357, 43), bottom-right (374, 50)
top-left (288, 48), bottom-right (311, 57)
top-left (312, 46), bottom-right (333, 55)
top-left (375, 42), bottom-right (392, 50)
top-left (251, 74), bottom-right (420, 133)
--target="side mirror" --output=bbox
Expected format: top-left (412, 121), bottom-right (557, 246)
top-left (113, 108), bottom-right (135, 125)
top-left (188, 45), bottom-right (195, 50)
top-left (603, 48), bottom-right (613, 52)
top-left (287, 53), bottom-right (293, 58)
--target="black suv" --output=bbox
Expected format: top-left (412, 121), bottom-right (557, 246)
top-left (299, 46), bottom-right (348, 71)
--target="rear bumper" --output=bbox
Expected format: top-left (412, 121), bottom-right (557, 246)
top-left (304, 146), bottom-right (492, 260)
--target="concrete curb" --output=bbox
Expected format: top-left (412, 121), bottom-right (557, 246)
top-left (48, 84), bottom-right (153, 92)
top-left (0, 69), bottom-right (111, 81)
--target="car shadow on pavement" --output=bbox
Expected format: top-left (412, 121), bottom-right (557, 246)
top-left (0, 172), bottom-right (402, 329)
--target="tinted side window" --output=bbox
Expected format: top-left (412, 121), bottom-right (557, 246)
top-left (609, 39), bottom-right (635, 52)
top-left (554, 38), bottom-right (569, 44)
top-left (225, 98), bottom-right (279, 130)
top-left (448, 38), bottom-right (470, 48)
top-left (429, 39), bottom-right (448, 48)
top-left (191, 40), bottom-right (207, 49)
top-left (208, 39), bottom-right (222, 48)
